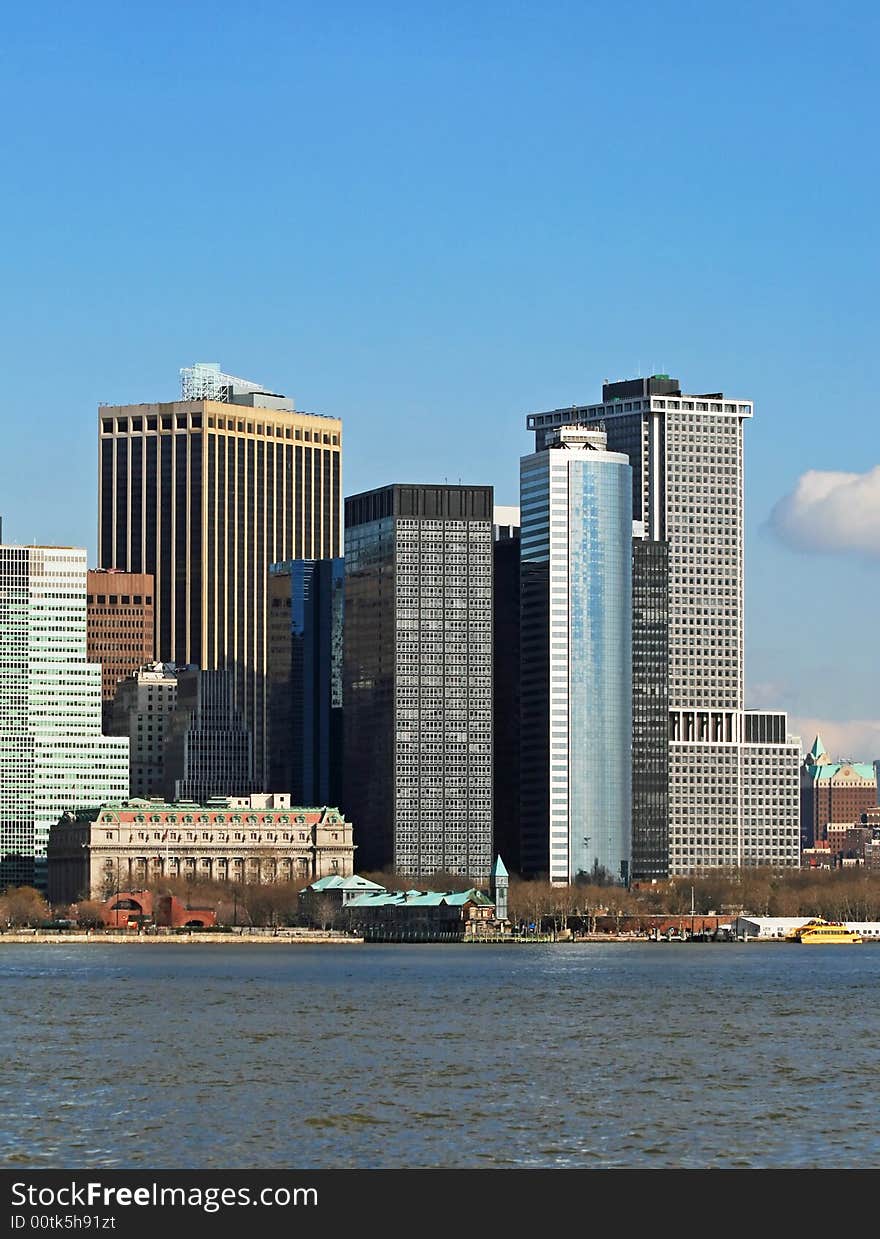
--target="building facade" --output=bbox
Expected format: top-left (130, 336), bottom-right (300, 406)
top-left (86, 569), bottom-right (155, 716)
top-left (800, 734), bottom-right (878, 850)
top-left (268, 558), bottom-right (344, 807)
top-left (520, 426), bottom-right (632, 884)
top-left (47, 794), bottom-right (355, 904)
top-left (492, 507), bottom-right (521, 872)
top-left (0, 545), bottom-right (129, 887)
top-left (106, 662), bottom-right (179, 799)
top-left (526, 375), bottom-right (801, 874)
top-left (631, 537), bottom-right (669, 878)
top-left (98, 362), bottom-right (342, 789)
top-left (161, 667), bottom-right (258, 802)
top-left (343, 484), bottom-right (493, 878)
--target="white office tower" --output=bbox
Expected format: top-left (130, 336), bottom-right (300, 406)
top-left (0, 545), bottom-right (129, 888)
top-left (520, 426), bottom-right (633, 884)
top-left (527, 377), bottom-right (800, 875)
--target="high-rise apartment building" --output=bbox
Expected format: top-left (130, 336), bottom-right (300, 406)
top-left (86, 569), bottom-right (155, 715)
top-left (98, 363), bottom-right (342, 788)
top-left (268, 559), bottom-right (344, 807)
top-left (520, 427), bottom-right (633, 884)
top-left (343, 484), bottom-right (494, 878)
top-left (0, 545), bottom-right (129, 887)
top-left (527, 375), bottom-right (800, 875)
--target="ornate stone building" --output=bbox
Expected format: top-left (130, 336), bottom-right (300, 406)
top-left (47, 794), bottom-right (355, 904)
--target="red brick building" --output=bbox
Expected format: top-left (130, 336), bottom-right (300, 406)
top-left (800, 735), bottom-right (877, 849)
top-left (99, 890), bottom-right (216, 929)
top-left (87, 569), bottom-right (155, 709)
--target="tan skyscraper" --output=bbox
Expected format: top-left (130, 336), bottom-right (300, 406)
top-left (98, 363), bottom-right (342, 786)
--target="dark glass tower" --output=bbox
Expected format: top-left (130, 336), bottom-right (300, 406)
top-left (268, 559), bottom-right (344, 807)
top-left (632, 538), bottom-right (669, 879)
top-left (343, 484), bottom-right (494, 878)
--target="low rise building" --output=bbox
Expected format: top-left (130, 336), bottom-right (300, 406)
top-left (300, 873), bottom-right (386, 923)
top-left (345, 887), bottom-right (501, 940)
top-left (47, 795), bottom-right (355, 904)
top-left (97, 890), bottom-right (217, 929)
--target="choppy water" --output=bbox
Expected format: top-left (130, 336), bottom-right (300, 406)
top-left (2, 942), bottom-right (879, 1169)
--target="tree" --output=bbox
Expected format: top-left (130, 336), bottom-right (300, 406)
top-left (0, 886), bottom-right (50, 927)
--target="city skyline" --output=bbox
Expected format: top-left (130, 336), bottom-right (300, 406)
top-left (2, 3), bottom-right (878, 757)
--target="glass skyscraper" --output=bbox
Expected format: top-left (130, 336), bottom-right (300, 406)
top-left (268, 558), bottom-right (344, 807)
top-left (520, 427), bottom-right (632, 884)
top-left (527, 375), bottom-right (801, 874)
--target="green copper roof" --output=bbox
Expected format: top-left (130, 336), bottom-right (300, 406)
top-left (812, 762), bottom-right (876, 781)
top-left (308, 875), bottom-right (384, 893)
top-left (490, 855), bottom-right (509, 878)
top-left (809, 734), bottom-right (827, 761)
top-left (346, 888), bottom-right (493, 909)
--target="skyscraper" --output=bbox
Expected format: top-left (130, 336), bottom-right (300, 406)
top-left (492, 506), bottom-right (521, 873)
top-left (519, 426), bottom-right (633, 884)
top-left (268, 558), bottom-right (344, 807)
top-left (98, 363), bottom-right (342, 788)
top-left (526, 375), bottom-right (800, 874)
top-left (343, 484), bottom-right (493, 878)
top-left (0, 544), bottom-right (129, 887)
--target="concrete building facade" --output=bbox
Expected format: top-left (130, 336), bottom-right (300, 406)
top-left (47, 794), bottom-right (355, 904)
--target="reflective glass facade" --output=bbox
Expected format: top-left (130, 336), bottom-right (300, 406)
top-left (520, 432), bottom-right (632, 883)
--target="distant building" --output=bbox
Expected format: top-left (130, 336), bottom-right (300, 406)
top-left (343, 484), bottom-right (494, 878)
top-left (0, 544), bottom-right (129, 888)
top-left (86, 569), bottom-right (155, 718)
top-left (800, 735), bottom-right (878, 850)
top-left (268, 559), bottom-right (344, 807)
top-left (47, 796), bottom-right (355, 904)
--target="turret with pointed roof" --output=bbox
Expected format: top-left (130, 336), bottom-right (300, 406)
top-left (489, 855), bottom-right (509, 922)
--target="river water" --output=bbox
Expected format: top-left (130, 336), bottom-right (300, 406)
top-left (2, 942), bottom-right (878, 1169)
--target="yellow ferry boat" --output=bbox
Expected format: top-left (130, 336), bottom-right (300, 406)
top-left (787, 919), bottom-right (863, 944)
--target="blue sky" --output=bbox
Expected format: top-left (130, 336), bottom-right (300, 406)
top-left (1, 1), bottom-right (878, 751)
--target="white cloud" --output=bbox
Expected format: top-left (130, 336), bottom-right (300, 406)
top-left (767, 466), bottom-right (880, 556)
top-left (790, 717), bottom-right (880, 763)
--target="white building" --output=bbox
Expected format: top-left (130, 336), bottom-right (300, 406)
top-left (0, 544), bottom-right (129, 888)
top-left (527, 376), bottom-right (801, 876)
